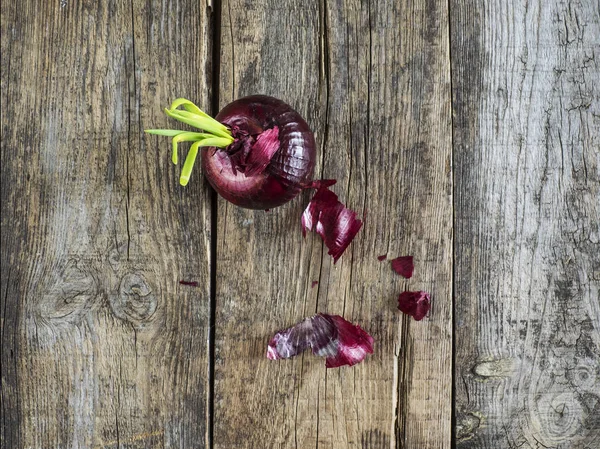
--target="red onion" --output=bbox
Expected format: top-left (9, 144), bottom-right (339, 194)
top-left (203, 95), bottom-right (316, 209)
top-left (146, 96), bottom-right (315, 210)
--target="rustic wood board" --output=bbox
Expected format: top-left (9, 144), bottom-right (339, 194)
top-left (213, 0), bottom-right (452, 447)
top-left (1, 1), bottom-right (213, 447)
top-left (4, 0), bottom-right (597, 447)
top-left (452, 0), bottom-right (600, 447)
top-left (212, 1), bottom-right (325, 447)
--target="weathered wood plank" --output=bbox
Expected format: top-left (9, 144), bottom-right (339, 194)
top-left (212, 1), bottom-right (324, 447)
top-left (317, 1), bottom-right (453, 447)
top-left (452, 0), bottom-right (600, 447)
top-left (1, 1), bottom-right (213, 447)
top-left (213, 0), bottom-right (452, 447)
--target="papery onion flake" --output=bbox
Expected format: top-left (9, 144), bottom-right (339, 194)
top-left (302, 185), bottom-right (363, 263)
top-left (267, 313), bottom-right (374, 368)
top-left (397, 291), bottom-right (431, 321)
top-left (391, 256), bottom-right (414, 278)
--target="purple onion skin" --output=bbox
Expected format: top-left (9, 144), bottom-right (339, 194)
top-left (202, 95), bottom-right (316, 210)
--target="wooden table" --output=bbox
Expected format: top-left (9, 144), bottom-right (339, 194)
top-left (2, 0), bottom-right (598, 448)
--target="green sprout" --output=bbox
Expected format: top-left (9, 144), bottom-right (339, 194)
top-left (145, 98), bottom-right (234, 186)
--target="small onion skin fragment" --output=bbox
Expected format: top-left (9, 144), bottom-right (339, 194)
top-left (267, 313), bottom-right (374, 368)
top-left (202, 95), bottom-right (316, 210)
top-left (179, 280), bottom-right (199, 287)
top-left (391, 256), bottom-right (414, 278)
top-left (398, 291), bottom-right (431, 321)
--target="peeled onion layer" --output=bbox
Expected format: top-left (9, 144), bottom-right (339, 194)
top-left (302, 182), bottom-right (363, 263)
top-left (267, 313), bottom-right (374, 368)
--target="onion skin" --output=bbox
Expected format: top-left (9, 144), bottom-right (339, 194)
top-left (202, 95), bottom-right (316, 210)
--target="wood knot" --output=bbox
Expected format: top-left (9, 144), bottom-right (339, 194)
top-left (526, 356), bottom-right (600, 446)
top-left (566, 361), bottom-right (598, 394)
top-left (456, 411), bottom-right (483, 441)
top-left (533, 392), bottom-right (586, 443)
top-left (109, 273), bottom-right (158, 326)
top-left (472, 358), bottom-right (514, 379)
top-left (39, 258), bottom-right (99, 323)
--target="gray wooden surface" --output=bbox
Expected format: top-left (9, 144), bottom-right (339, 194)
top-left (1, 1), bottom-right (213, 447)
top-left (1, 0), bottom-right (598, 448)
top-left (452, 1), bottom-right (600, 447)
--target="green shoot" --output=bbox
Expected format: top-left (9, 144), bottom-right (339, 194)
top-left (145, 98), bottom-right (234, 185)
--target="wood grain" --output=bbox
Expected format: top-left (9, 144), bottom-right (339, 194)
top-left (213, 0), bottom-right (452, 447)
top-left (213, 1), bottom-right (324, 447)
top-left (452, 0), bottom-right (600, 447)
top-left (1, 1), bottom-right (213, 447)
top-left (4, 0), bottom-right (596, 446)
top-left (319, 0), bottom-right (453, 447)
